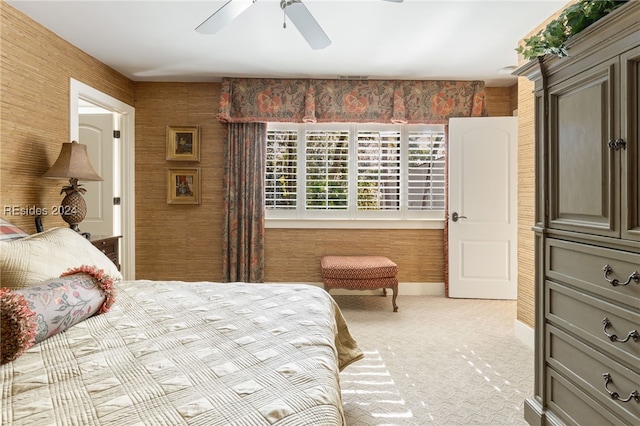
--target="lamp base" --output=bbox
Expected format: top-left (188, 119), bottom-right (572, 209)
top-left (60, 190), bottom-right (87, 232)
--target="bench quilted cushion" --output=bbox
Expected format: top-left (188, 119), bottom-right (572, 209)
top-left (321, 256), bottom-right (398, 279)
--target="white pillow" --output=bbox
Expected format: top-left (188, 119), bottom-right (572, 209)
top-left (0, 227), bottom-right (123, 289)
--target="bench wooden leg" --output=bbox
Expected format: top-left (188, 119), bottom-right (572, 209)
top-left (379, 287), bottom-right (398, 312)
top-left (391, 286), bottom-right (398, 312)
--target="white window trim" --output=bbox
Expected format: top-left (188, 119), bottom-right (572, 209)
top-left (266, 123), bottom-right (446, 229)
top-left (265, 218), bottom-right (445, 230)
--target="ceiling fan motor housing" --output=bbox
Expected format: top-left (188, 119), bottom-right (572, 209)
top-left (280, 0), bottom-right (301, 10)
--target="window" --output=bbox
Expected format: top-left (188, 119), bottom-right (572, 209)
top-left (407, 129), bottom-right (446, 211)
top-left (357, 129), bottom-right (401, 210)
top-left (305, 129), bottom-right (350, 210)
top-left (265, 130), bottom-right (297, 210)
top-left (265, 123), bottom-right (446, 222)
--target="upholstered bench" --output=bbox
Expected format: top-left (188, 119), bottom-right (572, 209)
top-left (321, 255), bottom-right (398, 312)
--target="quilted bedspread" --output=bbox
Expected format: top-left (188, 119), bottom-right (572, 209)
top-left (1, 281), bottom-right (363, 425)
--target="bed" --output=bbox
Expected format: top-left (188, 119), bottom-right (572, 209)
top-left (0, 226), bottom-right (363, 425)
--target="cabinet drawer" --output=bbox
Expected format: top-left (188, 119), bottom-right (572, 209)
top-left (90, 236), bottom-right (120, 270)
top-left (546, 281), bottom-right (640, 367)
top-left (547, 325), bottom-right (640, 424)
top-left (94, 239), bottom-right (116, 257)
top-left (546, 369), bottom-right (629, 426)
top-left (546, 238), bottom-right (640, 309)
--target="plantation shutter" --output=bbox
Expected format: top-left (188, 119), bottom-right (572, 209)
top-left (407, 129), bottom-right (446, 210)
top-left (305, 130), bottom-right (350, 210)
top-left (265, 130), bottom-right (298, 210)
top-left (356, 129), bottom-right (402, 210)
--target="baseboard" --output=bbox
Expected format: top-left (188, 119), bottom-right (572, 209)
top-left (302, 281), bottom-right (445, 296)
top-left (514, 319), bottom-right (534, 350)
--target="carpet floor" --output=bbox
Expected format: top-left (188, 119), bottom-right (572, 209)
top-left (335, 294), bottom-right (534, 426)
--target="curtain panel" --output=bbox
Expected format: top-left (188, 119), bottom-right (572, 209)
top-left (222, 122), bottom-right (266, 283)
top-left (217, 78), bottom-right (486, 124)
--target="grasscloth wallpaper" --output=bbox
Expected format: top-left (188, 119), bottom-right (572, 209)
top-left (514, 5), bottom-right (567, 329)
top-left (1, 2), bottom-right (536, 327)
top-left (134, 82), bottom-right (224, 282)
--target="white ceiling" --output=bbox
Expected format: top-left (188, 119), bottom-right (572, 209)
top-left (7, 0), bottom-right (568, 87)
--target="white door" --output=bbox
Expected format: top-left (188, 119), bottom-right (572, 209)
top-left (448, 117), bottom-right (518, 299)
top-left (80, 113), bottom-right (118, 238)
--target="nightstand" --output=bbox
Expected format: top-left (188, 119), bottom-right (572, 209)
top-left (90, 235), bottom-right (122, 270)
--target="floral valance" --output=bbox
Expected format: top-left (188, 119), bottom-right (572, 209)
top-left (217, 78), bottom-right (486, 124)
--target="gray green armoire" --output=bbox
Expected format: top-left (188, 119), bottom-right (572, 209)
top-left (517, 2), bottom-right (640, 425)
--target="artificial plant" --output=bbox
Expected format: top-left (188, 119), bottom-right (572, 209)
top-left (516, 0), bottom-right (628, 60)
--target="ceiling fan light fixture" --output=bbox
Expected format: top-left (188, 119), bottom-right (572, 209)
top-left (280, 0), bottom-right (331, 50)
top-left (498, 65), bottom-right (518, 75)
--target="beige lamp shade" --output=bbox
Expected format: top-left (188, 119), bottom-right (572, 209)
top-left (42, 141), bottom-right (102, 232)
top-left (42, 141), bottom-right (103, 181)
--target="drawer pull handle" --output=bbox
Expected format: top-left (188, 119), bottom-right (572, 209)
top-left (607, 138), bottom-right (626, 150)
top-left (602, 265), bottom-right (640, 287)
top-left (602, 318), bottom-right (640, 343)
top-left (603, 373), bottom-right (640, 403)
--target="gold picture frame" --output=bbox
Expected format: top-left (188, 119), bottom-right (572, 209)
top-left (167, 168), bottom-right (201, 205)
top-left (166, 126), bottom-right (200, 161)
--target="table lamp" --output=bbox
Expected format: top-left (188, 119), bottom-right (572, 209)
top-left (42, 140), bottom-right (102, 232)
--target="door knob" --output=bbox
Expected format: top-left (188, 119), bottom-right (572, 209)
top-left (452, 212), bottom-right (467, 222)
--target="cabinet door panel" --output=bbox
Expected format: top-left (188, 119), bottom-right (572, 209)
top-left (622, 46), bottom-right (640, 241)
top-left (548, 60), bottom-right (619, 237)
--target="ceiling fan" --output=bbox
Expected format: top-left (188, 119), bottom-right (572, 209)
top-left (196, 0), bottom-right (404, 50)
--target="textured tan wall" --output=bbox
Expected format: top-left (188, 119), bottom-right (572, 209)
top-left (133, 82), bottom-right (225, 281)
top-left (515, 2), bottom-right (568, 328)
top-left (510, 85), bottom-right (519, 114)
top-left (0, 2), bottom-right (134, 233)
top-left (485, 87), bottom-right (517, 117)
top-left (517, 78), bottom-right (536, 328)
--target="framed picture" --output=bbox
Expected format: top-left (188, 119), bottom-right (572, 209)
top-left (167, 126), bottom-right (200, 161)
top-left (167, 168), bottom-right (201, 204)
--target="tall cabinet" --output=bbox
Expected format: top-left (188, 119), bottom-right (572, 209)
top-left (517, 3), bottom-right (640, 425)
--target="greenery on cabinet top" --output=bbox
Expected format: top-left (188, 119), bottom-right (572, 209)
top-left (516, 0), bottom-right (628, 60)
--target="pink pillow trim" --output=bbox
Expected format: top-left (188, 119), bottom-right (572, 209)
top-left (0, 288), bottom-right (37, 363)
top-left (61, 265), bottom-right (116, 314)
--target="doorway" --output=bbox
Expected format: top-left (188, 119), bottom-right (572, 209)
top-left (80, 106), bottom-right (118, 238)
top-left (70, 78), bottom-right (135, 280)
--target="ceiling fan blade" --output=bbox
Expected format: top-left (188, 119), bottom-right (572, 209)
top-left (196, 0), bottom-right (255, 34)
top-left (282, 0), bottom-right (331, 50)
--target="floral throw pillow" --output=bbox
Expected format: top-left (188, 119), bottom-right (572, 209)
top-left (0, 265), bottom-right (116, 364)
